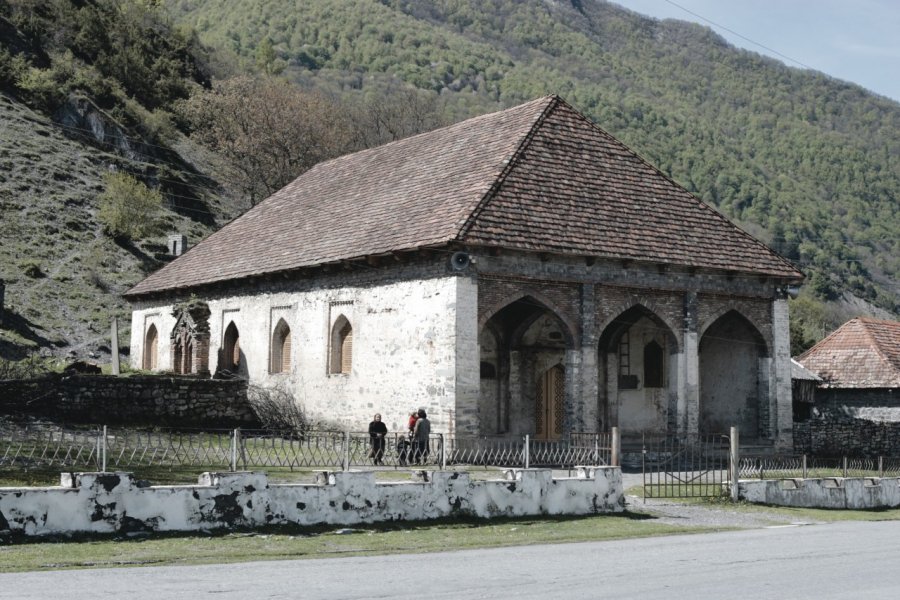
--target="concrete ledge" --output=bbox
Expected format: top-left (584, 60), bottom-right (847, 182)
top-left (739, 477), bottom-right (900, 509)
top-left (0, 467), bottom-right (624, 537)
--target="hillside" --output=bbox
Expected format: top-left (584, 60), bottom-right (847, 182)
top-left (1, 0), bottom-right (898, 365)
top-left (0, 0), bottom-right (241, 363)
top-left (169, 0), bottom-right (900, 340)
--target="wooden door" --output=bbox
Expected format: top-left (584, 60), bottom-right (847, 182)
top-left (536, 365), bottom-right (564, 440)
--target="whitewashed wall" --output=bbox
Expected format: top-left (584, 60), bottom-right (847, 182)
top-left (0, 468), bottom-right (624, 537)
top-left (130, 275), bottom-right (475, 433)
top-left (740, 477), bottom-right (900, 509)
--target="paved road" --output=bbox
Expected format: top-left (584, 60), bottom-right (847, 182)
top-left (4, 520), bottom-right (900, 599)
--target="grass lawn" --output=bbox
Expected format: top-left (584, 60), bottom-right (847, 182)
top-left (0, 513), bottom-right (709, 573)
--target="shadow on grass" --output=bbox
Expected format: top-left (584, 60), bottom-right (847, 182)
top-left (0, 510), bottom-right (662, 547)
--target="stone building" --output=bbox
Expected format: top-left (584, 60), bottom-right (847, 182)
top-left (796, 317), bottom-right (900, 412)
top-left (125, 96), bottom-right (802, 446)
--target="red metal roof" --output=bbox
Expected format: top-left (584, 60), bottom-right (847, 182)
top-left (126, 96), bottom-right (801, 297)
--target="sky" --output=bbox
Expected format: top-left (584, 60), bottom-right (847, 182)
top-left (615, 0), bottom-right (900, 103)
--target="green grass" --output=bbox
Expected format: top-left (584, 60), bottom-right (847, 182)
top-left (0, 513), bottom-right (706, 573)
top-left (0, 464), bottom-right (507, 487)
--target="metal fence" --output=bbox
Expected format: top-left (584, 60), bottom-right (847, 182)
top-left (739, 455), bottom-right (900, 480)
top-left (0, 423), bottom-right (614, 473)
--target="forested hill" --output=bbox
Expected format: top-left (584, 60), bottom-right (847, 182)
top-left (1, 0), bottom-right (897, 365)
top-left (169, 0), bottom-right (900, 344)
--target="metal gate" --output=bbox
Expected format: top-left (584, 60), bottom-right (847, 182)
top-left (642, 433), bottom-right (733, 498)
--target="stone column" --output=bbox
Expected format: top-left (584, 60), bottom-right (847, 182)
top-left (579, 283), bottom-right (600, 432)
top-left (454, 275), bottom-right (480, 436)
top-left (681, 291), bottom-right (700, 437)
top-left (771, 297), bottom-right (793, 450)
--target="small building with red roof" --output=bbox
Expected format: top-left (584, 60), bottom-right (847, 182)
top-left (796, 317), bottom-right (900, 410)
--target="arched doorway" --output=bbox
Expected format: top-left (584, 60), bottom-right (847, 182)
top-left (478, 295), bottom-right (574, 437)
top-left (699, 310), bottom-right (768, 439)
top-left (598, 305), bottom-right (678, 440)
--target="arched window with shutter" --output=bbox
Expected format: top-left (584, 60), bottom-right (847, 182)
top-left (223, 321), bottom-right (241, 373)
top-left (143, 324), bottom-right (158, 370)
top-left (330, 315), bottom-right (353, 375)
top-left (271, 319), bottom-right (291, 374)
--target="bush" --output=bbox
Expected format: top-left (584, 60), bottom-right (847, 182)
top-left (247, 384), bottom-right (309, 434)
top-left (20, 260), bottom-right (45, 278)
top-left (0, 354), bottom-right (49, 380)
top-left (97, 171), bottom-right (163, 241)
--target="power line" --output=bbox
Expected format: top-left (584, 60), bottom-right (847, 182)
top-left (657, 0), bottom-right (818, 71)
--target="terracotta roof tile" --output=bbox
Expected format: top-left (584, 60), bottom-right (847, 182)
top-left (796, 317), bottom-right (900, 388)
top-left (126, 96), bottom-right (801, 297)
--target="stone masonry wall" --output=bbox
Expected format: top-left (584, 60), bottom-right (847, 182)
top-left (794, 404), bottom-right (900, 457)
top-left (0, 467), bottom-right (624, 537)
top-left (0, 374), bottom-right (255, 427)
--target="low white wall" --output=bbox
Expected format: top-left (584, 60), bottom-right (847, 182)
top-left (0, 467), bottom-right (623, 537)
top-left (739, 477), bottom-right (900, 509)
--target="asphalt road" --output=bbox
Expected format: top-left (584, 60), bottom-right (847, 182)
top-left (4, 520), bottom-right (900, 599)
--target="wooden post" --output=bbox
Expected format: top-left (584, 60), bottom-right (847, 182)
top-left (111, 318), bottom-right (120, 375)
top-left (611, 426), bottom-right (620, 467)
top-left (730, 427), bottom-right (740, 502)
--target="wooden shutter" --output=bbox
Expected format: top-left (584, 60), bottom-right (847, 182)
top-left (281, 328), bottom-right (291, 373)
top-left (144, 326), bottom-right (158, 370)
top-left (340, 327), bottom-right (353, 374)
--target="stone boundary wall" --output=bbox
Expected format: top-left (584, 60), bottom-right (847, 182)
top-left (0, 374), bottom-right (256, 427)
top-left (739, 477), bottom-right (900, 509)
top-left (0, 468), bottom-right (624, 537)
top-left (793, 408), bottom-right (900, 457)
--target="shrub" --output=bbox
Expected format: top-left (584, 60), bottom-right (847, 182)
top-left (247, 383), bottom-right (308, 435)
top-left (97, 171), bottom-right (163, 241)
top-left (20, 260), bottom-right (45, 278)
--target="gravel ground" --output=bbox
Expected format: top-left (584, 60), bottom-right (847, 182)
top-left (620, 471), bottom-right (823, 529)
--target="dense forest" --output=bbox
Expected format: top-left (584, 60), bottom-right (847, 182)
top-left (0, 0), bottom-right (898, 365)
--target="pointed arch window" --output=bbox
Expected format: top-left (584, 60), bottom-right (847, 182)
top-left (143, 324), bottom-right (158, 370)
top-left (223, 321), bottom-right (241, 373)
top-left (644, 340), bottom-right (664, 388)
top-left (271, 319), bottom-right (292, 374)
top-left (330, 316), bottom-right (353, 375)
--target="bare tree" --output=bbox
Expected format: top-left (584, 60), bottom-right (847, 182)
top-left (180, 76), bottom-right (353, 206)
top-left (347, 86), bottom-right (447, 149)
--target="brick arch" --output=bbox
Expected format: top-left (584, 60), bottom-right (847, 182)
top-left (699, 307), bottom-right (770, 357)
top-left (479, 290), bottom-right (578, 348)
top-left (596, 301), bottom-right (682, 353)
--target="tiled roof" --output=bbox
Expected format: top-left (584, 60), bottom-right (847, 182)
top-left (126, 96), bottom-right (801, 297)
top-left (796, 318), bottom-right (900, 388)
top-left (791, 358), bottom-right (821, 382)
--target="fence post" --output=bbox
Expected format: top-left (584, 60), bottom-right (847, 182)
top-left (730, 426), bottom-right (740, 503)
top-left (102, 425), bottom-right (107, 472)
top-left (231, 428), bottom-right (238, 471)
top-left (594, 434), bottom-right (599, 466)
top-left (843, 456), bottom-right (848, 478)
top-left (611, 426), bottom-right (620, 467)
top-left (439, 433), bottom-right (446, 470)
top-left (343, 430), bottom-right (350, 472)
top-left (879, 456), bottom-right (884, 479)
top-left (802, 454), bottom-right (808, 479)
top-left (524, 434), bottom-right (530, 469)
